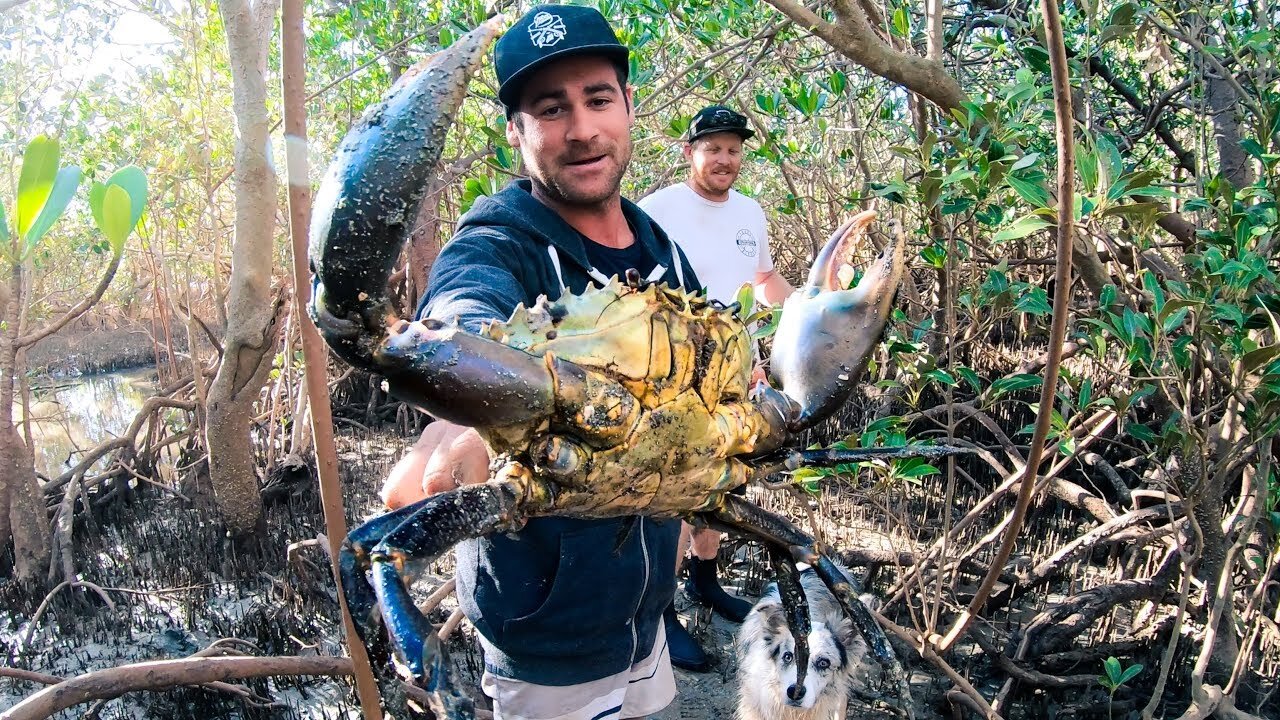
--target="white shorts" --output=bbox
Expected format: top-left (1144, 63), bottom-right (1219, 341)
top-left (480, 624), bottom-right (676, 720)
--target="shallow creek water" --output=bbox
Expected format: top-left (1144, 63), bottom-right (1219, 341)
top-left (21, 367), bottom-right (160, 479)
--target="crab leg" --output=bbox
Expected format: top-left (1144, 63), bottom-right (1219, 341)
top-left (342, 480), bottom-right (548, 718)
top-left (766, 543), bottom-right (815, 705)
top-left (699, 495), bottom-right (916, 719)
top-left (768, 211), bottom-right (906, 431)
top-left (746, 443), bottom-right (972, 477)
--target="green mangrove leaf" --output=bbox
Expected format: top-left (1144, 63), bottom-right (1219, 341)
top-left (734, 282), bottom-right (755, 323)
top-left (106, 165), bottom-right (148, 231)
top-left (24, 165), bottom-right (81, 251)
top-left (993, 214), bottom-right (1053, 243)
top-left (98, 184), bottom-right (133, 255)
top-left (16, 135), bottom-right (60, 239)
top-left (1243, 344), bottom-right (1280, 374)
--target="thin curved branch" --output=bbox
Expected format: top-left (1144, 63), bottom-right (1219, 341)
top-left (42, 397), bottom-right (197, 495)
top-left (761, 0), bottom-right (968, 111)
top-left (16, 253), bottom-right (123, 350)
top-left (934, 0), bottom-right (1076, 653)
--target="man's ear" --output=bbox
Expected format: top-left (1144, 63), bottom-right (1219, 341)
top-left (506, 115), bottom-right (522, 149)
top-left (682, 143), bottom-right (693, 161)
top-left (625, 83), bottom-right (636, 124)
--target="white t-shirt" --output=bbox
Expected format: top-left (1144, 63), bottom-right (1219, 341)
top-left (637, 183), bottom-right (773, 304)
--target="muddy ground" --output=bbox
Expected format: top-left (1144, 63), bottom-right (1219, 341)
top-left (5, 409), bottom-right (1162, 712)
top-left (1, 425), bottom-right (963, 719)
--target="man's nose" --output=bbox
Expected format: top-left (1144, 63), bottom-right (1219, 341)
top-left (565, 109), bottom-right (599, 144)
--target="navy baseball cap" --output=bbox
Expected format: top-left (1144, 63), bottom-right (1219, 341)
top-left (495, 5), bottom-right (630, 111)
top-left (687, 105), bottom-right (755, 142)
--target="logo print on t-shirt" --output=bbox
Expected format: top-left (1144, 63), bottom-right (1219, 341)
top-left (735, 228), bottom-right (758, 257)
top-left (528, 12), bottom-right (568, 48)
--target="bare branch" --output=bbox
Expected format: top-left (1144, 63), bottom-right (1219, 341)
top-left (16, 254), bottom-right (124, 350)
top-left (1, 656), bottom-right (354, 720)
top-left (761, 0), bottom-right (968, 111)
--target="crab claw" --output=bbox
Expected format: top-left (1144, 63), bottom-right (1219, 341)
top-left (769, 211), bottom-right (905, 430)
top-left (308, 17), bottom-right (505, 372)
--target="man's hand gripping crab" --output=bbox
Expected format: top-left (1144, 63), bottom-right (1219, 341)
top-left (309, 18), bottom-right (964, 719)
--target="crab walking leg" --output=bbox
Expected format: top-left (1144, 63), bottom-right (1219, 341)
top-left (341, 500), bottom-right (440, 647)
top-left (747, 443), bottom-right (973, 476)
top-left (342, 480), bottom-right (550, 720)
top-left (702, 495), bottom-right (915, 717)
top-left (766, 543), bottom-right (814, 704)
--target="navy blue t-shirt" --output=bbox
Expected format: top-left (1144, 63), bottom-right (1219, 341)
top-left (582, 231), bottom-right (655, 281)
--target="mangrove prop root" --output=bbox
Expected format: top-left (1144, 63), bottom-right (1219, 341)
top-left (0, 656), bottom-right (354, 720)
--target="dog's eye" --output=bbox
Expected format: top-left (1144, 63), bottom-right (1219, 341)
top-left (782, 651), bottom-right (793, 665)
top-left (815, 658), bottom-right (831, 670)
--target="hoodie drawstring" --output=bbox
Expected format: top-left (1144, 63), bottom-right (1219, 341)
top-left (547, 242), bottom-right (685, 293)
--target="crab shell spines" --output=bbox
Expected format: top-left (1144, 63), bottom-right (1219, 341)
top-left (481, 279), bottom-right (753, 414)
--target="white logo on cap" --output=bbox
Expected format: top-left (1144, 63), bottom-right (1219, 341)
top-left (528, 12), bottom-right (567, 48)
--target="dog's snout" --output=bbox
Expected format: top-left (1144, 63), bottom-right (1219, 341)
top-left (786, 684), bottom-right (806, 702)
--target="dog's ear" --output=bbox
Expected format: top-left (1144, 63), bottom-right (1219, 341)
top-left (834, 616), bottom-right (856, 651)
top-left (759, 603), bottom-right (788, 635)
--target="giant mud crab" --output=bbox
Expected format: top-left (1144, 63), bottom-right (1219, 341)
top-left (309, 17), bottom-right (963, 719)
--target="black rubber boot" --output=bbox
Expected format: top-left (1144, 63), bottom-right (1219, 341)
top-left (683, 556), bottom-right (752, 623)
top-left (663, 599), bottom-right (711, 672)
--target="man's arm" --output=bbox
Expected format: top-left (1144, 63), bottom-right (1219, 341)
top-left (753, 268), bottom-right (794, 306)
top-left (751, 201), bottom-right (792, 306)
top-left (384, 230), bottom-right (529, 509)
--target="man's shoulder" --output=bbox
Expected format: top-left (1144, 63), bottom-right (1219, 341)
top-left (635, 183), bottom-right (689, 210)
top-left (728, 188), bottom-right (765, 212)
top-left (438, 224), bottom-right (538, 265)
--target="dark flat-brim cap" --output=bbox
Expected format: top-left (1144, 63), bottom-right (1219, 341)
top-left (496, 5), bottom-right (630, 109)
top-left (687, 105), bottom-right (755, 142)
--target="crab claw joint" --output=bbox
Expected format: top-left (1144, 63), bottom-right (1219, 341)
top-left (769, 211), bottom-right (905, 431)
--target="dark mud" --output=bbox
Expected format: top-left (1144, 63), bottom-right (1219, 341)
top-left (1, 418), bottom-right (1228, 719)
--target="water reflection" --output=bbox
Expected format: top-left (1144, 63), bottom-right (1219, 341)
top-left (21, 367), bottom-right (159, 478)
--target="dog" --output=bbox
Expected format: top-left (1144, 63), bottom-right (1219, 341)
top-left (734, 567), bottom-right (874, 720)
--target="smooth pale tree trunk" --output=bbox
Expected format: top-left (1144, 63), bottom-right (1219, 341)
top-left (207, 0), bottom-right (284, 534)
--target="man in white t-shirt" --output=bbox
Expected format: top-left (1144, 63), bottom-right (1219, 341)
top-left (637, 104), bottom-right (794, 672)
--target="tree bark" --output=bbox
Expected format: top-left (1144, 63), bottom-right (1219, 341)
top-left (1206, 58), bottom-right (1252, 188)
top-left (761, 0), bottom-right (968, 112)
top-left (206, 0), bottom-right (284, 534)
top-left (0, 260), bottom-right (48, 581)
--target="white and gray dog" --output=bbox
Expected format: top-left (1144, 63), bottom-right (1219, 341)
top-left (735, 566), bottom-right (875, 720)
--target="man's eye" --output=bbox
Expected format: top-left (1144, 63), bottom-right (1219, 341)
top-left (781, 651), bottom-right (793, 665)
top-left (815, 658), bottom-right (830, 670)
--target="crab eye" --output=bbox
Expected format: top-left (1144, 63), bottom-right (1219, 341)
top-left (815, 658), bottom-right (831, 670)
top-left (782, 651), bottom-right (794, 665)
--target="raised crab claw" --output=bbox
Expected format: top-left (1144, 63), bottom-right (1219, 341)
top-left (309, 17), bottom-right (964, 720)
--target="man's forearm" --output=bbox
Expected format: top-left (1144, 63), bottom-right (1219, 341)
top-left (754, 270), bottom-right (795, 306)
